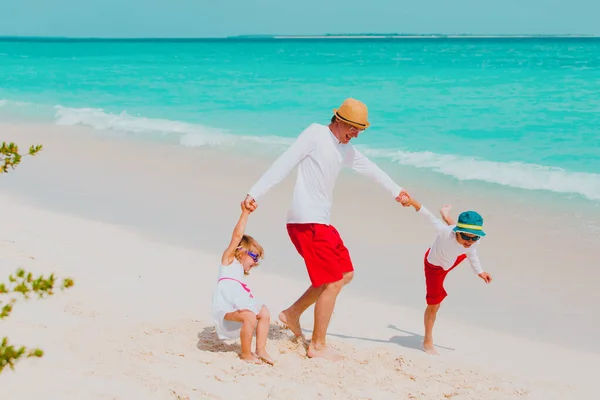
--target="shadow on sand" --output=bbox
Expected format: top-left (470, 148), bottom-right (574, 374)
top-left (196, 324), bottom-right (292, 354)
top-left (311, 324), bottom-right (455, 353)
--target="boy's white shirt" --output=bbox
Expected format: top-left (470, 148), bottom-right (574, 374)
top-left (418, 206), bottom-right (484, 275)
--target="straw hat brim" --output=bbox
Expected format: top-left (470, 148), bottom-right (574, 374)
top-left (333, 108), bottom-right (370, 129)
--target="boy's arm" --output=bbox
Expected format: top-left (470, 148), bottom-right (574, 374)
top-left (221, 204), bottom-right (251, 266)
top-left (407, 198), bottom-right (449, 235)
top-left (466, 248), bottom-right (492, 283)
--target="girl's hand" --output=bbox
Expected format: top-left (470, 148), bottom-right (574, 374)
top-left (243, 194), bottom-right (258, 212)
top-left (241, 201), bottom-right (252, 214)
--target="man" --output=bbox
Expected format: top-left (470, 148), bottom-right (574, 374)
top-left (243, 98), bottom-right (410, 361)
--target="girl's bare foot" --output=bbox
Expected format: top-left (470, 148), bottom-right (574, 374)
top-left (423, 339), bottom-right (439, 355)
top-left (256, 350), bottom-right (274, 366)
top-left (307, 343), bottom-right (343, 362)
top-left (240, 353), bottom-right (262, 364)
top-left (278, 310), bottom-right (304, 338)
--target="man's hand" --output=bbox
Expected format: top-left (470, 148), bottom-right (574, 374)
top-left (395, 190), bottom-right (411, 207)
top-left (478, 272), bottom-right (492, 284)
top-left (244, 194), bottom-right (258, 212)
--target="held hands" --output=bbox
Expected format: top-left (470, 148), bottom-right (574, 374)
top-left (395, 190), bottom-right (411, 207)
top-left (241, 197), bottom-right (257, 215)
top-left (243, 194), bottom-right (258, 213)
top-left (478, 272), bottom-right (492, 284)
top-left (241, 201), bottom-right (252, 214)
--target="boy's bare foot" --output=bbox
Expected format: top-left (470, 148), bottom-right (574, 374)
top-left (240, 353), bottom-right (262, 364)
top-left (423, 340), bottom-right (439, 355)
top-left (279, 311), bottom-right (304, 338)
top-left (307, 344), bottom-right (343, 362)
top-left (256, 350), bottom-right (274, 366)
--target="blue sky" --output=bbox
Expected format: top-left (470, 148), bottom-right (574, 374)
top-left (1, 0), bottom-right (598, 37)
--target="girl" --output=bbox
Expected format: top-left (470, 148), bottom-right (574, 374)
top-left (211, 202), bottom-right (273, 365)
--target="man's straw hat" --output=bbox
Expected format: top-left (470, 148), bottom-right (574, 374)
top-left (333, 98), bottom-right (370, 129)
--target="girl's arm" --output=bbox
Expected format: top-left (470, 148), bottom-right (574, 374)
top-left (221, 203), bottom-right (251, 266)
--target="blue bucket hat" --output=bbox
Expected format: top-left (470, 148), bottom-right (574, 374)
top-left (452, 210), bottom-right (486, 237)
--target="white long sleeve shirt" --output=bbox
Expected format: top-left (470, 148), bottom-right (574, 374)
top-left (247, 123), bottom-right (402, 225)
top-left (418, 206), bottom-right (484, 274)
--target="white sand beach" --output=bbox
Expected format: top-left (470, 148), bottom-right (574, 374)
top-left (0, 123), bottom-right (597, 399)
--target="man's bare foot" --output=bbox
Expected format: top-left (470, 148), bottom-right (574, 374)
top-left (307, 344), bottom-right (343, 362)
top-left (279, 310), bottom-right (304, 338)
top-left (423, 340), bottom-right (439, 355)
top-left (256, 350), bottom-right (274, 366)
top-left (240, 353), bottom-right (262, 364)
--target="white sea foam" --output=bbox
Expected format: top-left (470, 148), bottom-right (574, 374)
top-left (19, 104), bottom-right (600, 202)
top-left (361, 148), bottom-right (600, 201)
top-left (53, 105), bottom-right (294, 149)
top-left (54, 105), bottom-right (235, 147)
top-left (0, 99), bottom-right (35, 108)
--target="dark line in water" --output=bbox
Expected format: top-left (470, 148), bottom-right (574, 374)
top-left (1, 36), bottom-right (600, 44)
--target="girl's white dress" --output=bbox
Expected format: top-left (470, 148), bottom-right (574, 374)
top-left (211, 259), bottom-right (263, 340)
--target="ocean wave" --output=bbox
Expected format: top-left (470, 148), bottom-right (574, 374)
top-left (54, 105), bottom-right (239, 147)
top-left (51, 106), bottom-right (600, 201)
top-left (361, 148), bottom-right (600, 201)
top-left (0, 99), bottom-right (34, 108)
top-left (53, 105), bottom-right (293, 148)
top-left (5, 102), bottom-right (597, 201)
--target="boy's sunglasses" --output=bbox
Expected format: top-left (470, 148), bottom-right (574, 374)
top-left (247, 251), bottom-right (260, 263)
top-left (459, 232), bottom-right (480, 242)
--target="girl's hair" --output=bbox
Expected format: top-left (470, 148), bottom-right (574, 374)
top-left (234, 234), bottom-right (264, 264)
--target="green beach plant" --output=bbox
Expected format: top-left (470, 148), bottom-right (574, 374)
top-left (0, 141), bottom-right (74, 374)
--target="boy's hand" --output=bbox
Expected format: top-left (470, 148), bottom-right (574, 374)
top-left (440, 204), bottom-right (452, 217)
top-left (440, 204), bottom-right (455, 225)
top-left (478, 272), bottom-right (492, 284)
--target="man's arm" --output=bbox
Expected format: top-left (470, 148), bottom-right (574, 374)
top-left (345, 146), bottom-right (408, 202)
top-left (245, 127), bottom-right (315, 206)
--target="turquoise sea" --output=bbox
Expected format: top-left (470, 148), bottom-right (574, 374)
top-left (1, 38), bottom-right (599, 202)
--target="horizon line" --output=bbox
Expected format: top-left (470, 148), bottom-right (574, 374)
top-left (0, 33), bottom-right (599, 41)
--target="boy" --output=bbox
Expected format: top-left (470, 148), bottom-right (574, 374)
top-left (406, 197), bottom-right (492, 355)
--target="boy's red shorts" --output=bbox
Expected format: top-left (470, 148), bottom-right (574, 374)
top-left (424, 248), bottom-right (467, 305)
top-left (286, 223), bottom-right (354, 287)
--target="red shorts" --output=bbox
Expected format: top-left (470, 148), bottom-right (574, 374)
top-left (424, 249), bottom-right (467, 305)
top-left (286, 223), bottom-right (354, 287)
